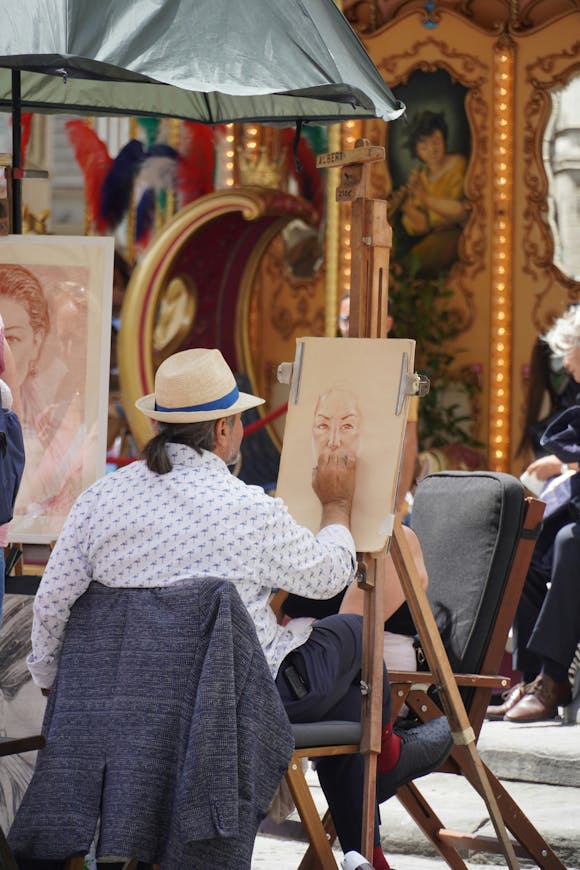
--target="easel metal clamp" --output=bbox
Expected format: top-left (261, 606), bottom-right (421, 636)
top-left (396, 358), bottom-right (430, 416)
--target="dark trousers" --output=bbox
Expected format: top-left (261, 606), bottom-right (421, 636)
top-left (513, 521), bottom-right (580, 678)
top-left (275, 613), bottom-right (392, 854)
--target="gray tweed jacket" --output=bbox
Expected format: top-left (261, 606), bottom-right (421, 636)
top-left (9, 579), bottom-right (294, 868)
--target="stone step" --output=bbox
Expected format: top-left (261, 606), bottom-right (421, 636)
top-left (258, 717), bottom-right (580, 868)
top-left (478, 717), bottom-right (580, 788)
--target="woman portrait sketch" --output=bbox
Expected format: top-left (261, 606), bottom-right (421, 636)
top-left (0, 263), bottom-right (90, 531)
top-left (0, 236), bottom-right (113, 541)
top-left (387, 70), bottom-right (471, 278)
top-left (277, 337), bottom-right (415, 552)
top-left (311, 386), bottom-right (362, 465)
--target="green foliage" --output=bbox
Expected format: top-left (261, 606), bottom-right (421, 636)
top-left (388, 265), bottom-right (482, 449)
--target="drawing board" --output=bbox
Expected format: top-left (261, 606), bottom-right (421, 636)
top-left (276, 336), bottom-right (415, 553)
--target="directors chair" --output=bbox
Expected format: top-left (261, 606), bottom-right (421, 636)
top-left (388, 470), bottom-right (566, 869)
top-left (276, 471), bottom-right (548, 869)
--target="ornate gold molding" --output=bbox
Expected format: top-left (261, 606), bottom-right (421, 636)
top-left (489, 37), bottom-right (514, 472)
top-left (375, 37), bottom-right (490, 333)
top-left (521, 42), bottom-right (580, 331)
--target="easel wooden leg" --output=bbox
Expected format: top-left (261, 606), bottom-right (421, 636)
top-left (391, 518), bottom-right (521, 869)
top-left (360, 552), bottom-right (386, 860)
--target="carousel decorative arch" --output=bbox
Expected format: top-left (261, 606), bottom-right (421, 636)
top-left (118, 187), bottom-right (322, 450)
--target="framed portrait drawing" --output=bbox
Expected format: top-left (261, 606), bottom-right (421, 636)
top-left (276, 336), bottom-right (416, 553)
top-left (0, 235), bottom-right (114, 542)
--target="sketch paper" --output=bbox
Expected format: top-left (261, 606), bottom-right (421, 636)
top-left (277, 336), bottom-right (416, 553)
top-left (0, 235), bottom-right (114, 542)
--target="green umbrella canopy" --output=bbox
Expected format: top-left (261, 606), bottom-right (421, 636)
top-left (0, 0), bottom-right (404, 124)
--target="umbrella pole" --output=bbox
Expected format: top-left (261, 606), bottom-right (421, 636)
top-left (11, 69), bottom-right (22, 234)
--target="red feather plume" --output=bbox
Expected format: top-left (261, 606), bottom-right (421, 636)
top-left (65, 119), bottom-right (113, 233)
top-left (20, 113), bottom-right (33, 164)
top-left (9, 112), bottom-right (33, 165)
top-left (176, 122), bottom-right (215, 206)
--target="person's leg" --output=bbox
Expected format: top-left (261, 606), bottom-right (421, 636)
top-left (506, 523), bottom-right (579, 722)
top-left (511, 558), bottom-right (549, 681)
top-left (487, 557), bottom-right (547, 720)
top-left (277, 614), bottom-right (378, 723)
top-left (277, 614), bottom-right (452, 866)
top-left (527, 522), bottom-right (580, 671)
top-left (276, 614), bottom-right (389, 860)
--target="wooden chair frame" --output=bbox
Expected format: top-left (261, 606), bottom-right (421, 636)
top-left (386, 493), bottom-right (567, 869)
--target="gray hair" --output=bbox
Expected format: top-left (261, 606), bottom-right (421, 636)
top-left (142, 417), bottom-right (235, 475)
top-left (544, 304), bottom-right (580, 356)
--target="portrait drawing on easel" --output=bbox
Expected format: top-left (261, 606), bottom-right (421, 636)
top-left (277, 336), bottom-right (416, 553)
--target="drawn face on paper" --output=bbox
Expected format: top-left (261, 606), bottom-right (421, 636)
top-left (1, 297), bottom-right (44, 386)
top-left (312, 388), bottom-right (361, 462)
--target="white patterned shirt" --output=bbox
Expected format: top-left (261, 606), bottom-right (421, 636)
top-left (28, 443), bottom-right (356, 688)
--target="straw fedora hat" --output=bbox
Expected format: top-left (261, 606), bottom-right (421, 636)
top-left (135, 348), bottom-right (265, 423)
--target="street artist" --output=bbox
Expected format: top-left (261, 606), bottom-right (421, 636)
top-left (23, 348), bottom-right (452, 870)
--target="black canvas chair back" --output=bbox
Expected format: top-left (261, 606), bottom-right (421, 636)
top-left (389, 471), bottom-right (567, 869)
top-left (411, 471), bottom-right (526, 697)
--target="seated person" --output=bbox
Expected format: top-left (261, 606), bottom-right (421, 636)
top-left (488, 321), bottom-right (580, 723)
top-left (22, 348), bottom-right (452, 870)
top-left (282, 532), bottom-right (427, 676)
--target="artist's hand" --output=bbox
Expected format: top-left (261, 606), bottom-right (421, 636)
top-left (312, 451), bottom-right (356, 514)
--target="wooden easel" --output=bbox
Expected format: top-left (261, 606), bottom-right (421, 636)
top-left (317, 139), bottom-right (521, 868)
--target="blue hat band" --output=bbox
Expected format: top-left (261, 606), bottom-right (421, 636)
top-left (155, 384), bottom-right (240, 414)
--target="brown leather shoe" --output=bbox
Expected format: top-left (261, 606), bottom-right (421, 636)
top-left (486, 681), bottom-right (528, 721)
top-left (505, 674), bottom-right (572, 723)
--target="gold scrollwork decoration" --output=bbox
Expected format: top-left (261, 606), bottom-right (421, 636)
top-left (375, 37), bottom-right (490, 333)
top-left (521, 42), bottom-right (580, 331)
